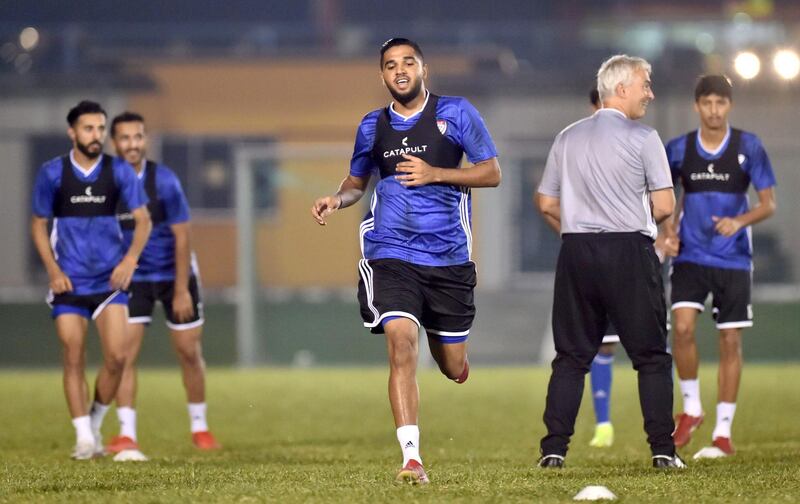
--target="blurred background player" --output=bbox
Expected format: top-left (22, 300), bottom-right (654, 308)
top-left (311, 38), bottom-right (501, 484)
top-left (108, 112), bottom-right (220, 455)
top-left (586, 87), bottom-right (619, 449)
top-left (30, 100), bottom-right (151, 459)
top-left (665, 75), bottom-right (777, 458)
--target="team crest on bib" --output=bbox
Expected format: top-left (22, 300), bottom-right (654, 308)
top-left (436, 119), bottom-right (447, 135)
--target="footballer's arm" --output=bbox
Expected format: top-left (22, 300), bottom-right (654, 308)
top-left (31, 216), bottom-right (73, 294)
top-left (171, 221), bottom-right (195, 322)
top-left (311, 174), bottom-right (371, 226)
top-left (111, 205), bottom-right (151, 290)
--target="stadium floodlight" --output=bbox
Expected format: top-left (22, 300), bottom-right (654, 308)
top-left (734, 51), bottom-right (761, 80)
top-left (19, 27), bottom-right (39, 51)
top-left (773, 49), bottom-right (800, 81)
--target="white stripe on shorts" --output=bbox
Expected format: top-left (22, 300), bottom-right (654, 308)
top-left (426, 328), bottom-right (470, 337)
top-left (364, 311), bottom-right (421, 330)
top-left (672, 301), bottom-right (705, 312)
top-left (358, 258), bottom-right (380, 324)
top-left (92, 290), bottom-right (124, 320)
top-left (166, 318), bottom-right (205, 331)
top-left (716, 320), bottom-right (753, 329)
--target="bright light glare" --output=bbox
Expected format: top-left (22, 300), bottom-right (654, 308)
top-left (734, 51), bottom-right (761, 80)
top-left (19, 27), bottom-right (39, 51)
top-left (773, 49), bottom-right (800, 80)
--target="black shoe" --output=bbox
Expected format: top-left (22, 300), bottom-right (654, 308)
top-left (652, 453), bottom-right (687, 469)
top-left (538, 454), bottom-right (565, 468)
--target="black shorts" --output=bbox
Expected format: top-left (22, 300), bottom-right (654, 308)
top-left (670, 262), bottom-right (752, 329)
top-left (128, 276), bottom-right (204, 330)
top-left (602, 322), bottom-right (619, 344)
top-left (49, 290), bottom-right (129, 320)
top-left (357, 258), bottom-right (477, 343)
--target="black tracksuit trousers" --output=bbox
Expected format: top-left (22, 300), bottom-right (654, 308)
top-left (540, 232), bottom-right (675, 458)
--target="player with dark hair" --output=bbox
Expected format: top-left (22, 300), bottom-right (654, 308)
top-left (106, 112), bottom-right (220, 458)
top-left (665, 75), bottom-right (777, 458)
top-left (589, 88), bottom-right (601, 110)
top-left (311, 37), bottom-right (501, 484)
top-left (30, 100), bottom-right (151, 459)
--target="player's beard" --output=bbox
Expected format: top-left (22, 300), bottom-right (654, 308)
top-left (125, 148), bottom-right (144, 167)
top-left (75, 139), bottom-right (103, 159)
top-left (704, 116), bottom-right (725, 131)
top-left (388, 77), bottom-right (423, 107)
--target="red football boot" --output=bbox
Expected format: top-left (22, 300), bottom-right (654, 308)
top-left (712, 436), bottom-right (736, 455)
top-left (192, 431), bottom-right (222, 450)
top-left (673, 413), bottom-right (704, 447)
top-left (106, 435), bottom-right (139, 454)
top-left (395, 459), bottom-right (429, 485)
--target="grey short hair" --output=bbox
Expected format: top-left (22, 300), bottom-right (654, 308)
top-left (597, 54), bottom-right (652, 101)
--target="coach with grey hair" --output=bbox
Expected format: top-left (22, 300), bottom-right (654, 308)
top-left (535, 55), bottom-right (685, 469)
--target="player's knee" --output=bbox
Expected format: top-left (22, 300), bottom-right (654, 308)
top-left (387, 338), bottom-right (417, 368)
top-left (673, 321), bottom-right (696, 342)
top-left (62, 351), bottom-right (84, 371)
top-left (176, 344), bottom-right (202, 366)
top-left (103, 352), bottom-right (126, 374)
top-left (122, 352), bottom-right (139, 370)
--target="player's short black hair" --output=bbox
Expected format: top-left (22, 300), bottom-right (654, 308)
top-left (695, 74), bottom-right (733, 102)
top-left (66, 100), bottom-right (106, 126)
top-left (380, 37), bottom-right (424, 67)
top-left (111, 111), bottom-right (145, 137)
top-left (589, 88), bottom-right (600, 107)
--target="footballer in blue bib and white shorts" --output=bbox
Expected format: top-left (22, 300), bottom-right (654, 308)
top-left (665, 75), bottom-right (777, 458)
top-left (107, 112), bottom-right (220, 456)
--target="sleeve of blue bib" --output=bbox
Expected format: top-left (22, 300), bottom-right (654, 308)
top-left (31, 164), bottom-right (57, 218)
top-left (115, 160), bottom-right (149, 210)
top-left (664, 136), bottom-right (685, 184)
top-left (160, 168), bottom-right (191, 225)
top-left (743, 134), bottom-right (777, 191)
top-left (456, 98), bottom-right (498, 163)
top-left (349, 113), bottom-right (379, 178)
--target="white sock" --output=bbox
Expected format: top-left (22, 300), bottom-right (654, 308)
top-left (188, 402), bottom-right (208, 433)
top-left (72, 415), bottom-right (93, 443)
top-left (679, 379), bottom-right (702, 417)
top-left (712, 402), bottom-right (736, 439)
top-left (396, 425), bottom-right (421, 466)
top-left (89, 401), bottom-right (110, 434)
top-left (117, 407), bottom-right (137, 441)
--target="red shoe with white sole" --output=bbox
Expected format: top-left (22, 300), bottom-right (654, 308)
top-left (395, 459), bottom-right (429, 485)
top-left (673, 413), bottom-right (704, 447)
top-left (712, 436), bottom-right (735, 455)
top-left (693, 436), bottom-right (736, 459)
top-left (192, 431), bottom-right (222, 450)
top-left (106, 435), bottom-right (139, 454)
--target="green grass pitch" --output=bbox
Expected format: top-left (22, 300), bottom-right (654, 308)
top-left (1, 364), bottom-right (799, 502)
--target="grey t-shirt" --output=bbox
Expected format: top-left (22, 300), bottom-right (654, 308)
top-left (538, 108), bottom-right (673, 239)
